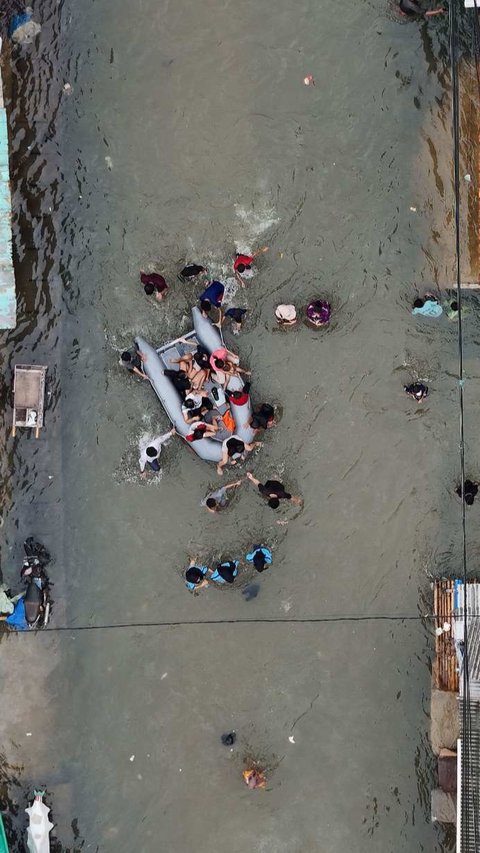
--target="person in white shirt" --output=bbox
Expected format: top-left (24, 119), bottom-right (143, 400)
top-left (138, 428), bottom-right (175, 476)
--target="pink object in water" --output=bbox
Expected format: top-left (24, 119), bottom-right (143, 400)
top-left (303, 75), bottom-right (315, 86)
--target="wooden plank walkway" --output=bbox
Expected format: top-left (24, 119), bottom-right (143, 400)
top-left (433, 580), bottom-right (459, 693)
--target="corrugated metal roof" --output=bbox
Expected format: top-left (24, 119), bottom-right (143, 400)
top-left (455, 582), bottom-right (480, 852)
top-left (458, 701), bottom-right (480, 852)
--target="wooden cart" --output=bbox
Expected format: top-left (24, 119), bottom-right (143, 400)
top-left (12, 364), bottom-right (47, 439)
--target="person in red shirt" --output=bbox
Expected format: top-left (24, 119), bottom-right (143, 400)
top-left (140, 271), bottom-right (169, 301)
top-left (185, 420), bottom-right (220, 443)
top-left (233, 246), bottom-right (268, 287)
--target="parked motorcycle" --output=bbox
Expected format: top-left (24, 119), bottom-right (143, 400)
top-left (21, 538), bottom-right (51, 629)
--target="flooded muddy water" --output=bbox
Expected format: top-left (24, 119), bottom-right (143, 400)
top-left (0, 0), bottom-right (477, 849)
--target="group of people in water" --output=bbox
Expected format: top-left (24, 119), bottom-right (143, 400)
top-left (121, 247), bottom-right (308, 608)
top-left (410, 290), bottom-right (479, 506)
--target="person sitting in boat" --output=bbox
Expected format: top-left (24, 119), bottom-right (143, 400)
top-left (209, 346), bottom-right (239, 371)
top-left (306, 299), bottom-right (331, 327)
top-left (233, 246), bottom-right (268, 287)
top-left (202, 480), bottom-right (243, 512)
top-left (163, 368), bottom-right (192, 397)
top-left (182, 394), bottom-right (214, 424)
top-left (210, 346), bottom-right (250, 388)
top-left (246, 471), bottom-right (302, 509)
top-left (140, 271), bottom-right (169, 301)
top-left (217, 435), bottom-right (260, 475)
top-left (177, 338), bottom-right (212, 371)
top-left (169, 352), bottom-right (210, 392)
top-left (226, 383), bottom-right (250, 406)
top-left (120, 346), bottom-right (148, 380)
top-left (185, 559), bottom-right (210, 592)
top-left (180, 263), bottom-right (207, 280)
top-left (210, 560), bottom-right (239, 585)
top-left (404, 382), bottom-right (429, 402)
top-left (138, 428), bottom-right (175, 476)
top-left (186, 419), bottom-right (221, 443)
top-left (247, 403), bottom-right (275, 432)
top-left (246, 545), bottom-right (273, 573)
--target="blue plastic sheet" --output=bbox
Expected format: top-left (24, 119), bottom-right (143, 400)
top-left (6, 598), bottom-right (29, 631)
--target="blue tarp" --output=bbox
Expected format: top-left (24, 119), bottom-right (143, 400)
top-left (6, 598), bottom-right (28, 631)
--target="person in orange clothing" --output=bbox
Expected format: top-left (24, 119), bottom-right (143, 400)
top-left (243, 768), bottom-right (266, 789)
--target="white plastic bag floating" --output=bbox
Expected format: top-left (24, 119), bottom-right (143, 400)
top-left (25, 791), bottom-right (53, 853)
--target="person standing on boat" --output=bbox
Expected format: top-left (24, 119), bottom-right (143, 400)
top-left (120, 346), bottom-right (148, 380)
top-left (246, 472), bottom-right (302, 509)
top-left (138, 428), bottom-right (175, 476)
top-left (140, 271), bottom-right (169, 301)
top-left (202, 479), bottom-right (243, 512)
top-left (233, 246), bottom-right (268, 287)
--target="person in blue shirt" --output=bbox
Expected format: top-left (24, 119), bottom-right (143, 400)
top-left (412, 294), bottom-right (443, 318)
top-left (209, 560), bottom-right (239, 585)
top-left (199, 280), bottom-right (225, 317)
top-left (246, 546), bottom-right (273, 573)
top-left (184, 560), bottom-right (210, 592)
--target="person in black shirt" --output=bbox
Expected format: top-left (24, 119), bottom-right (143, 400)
top-left (456, 480), bottom-right (479, 507)
top-left (120, 346), bottom-right (148, 380)
top-left (180, 264), bottom-right (206, 280)
top-left (404, 383), bottom-right (429, 402)
top-left (248, 403), bottom-right (275, 432)
top-left (246, 472), bottom-right (302, 509)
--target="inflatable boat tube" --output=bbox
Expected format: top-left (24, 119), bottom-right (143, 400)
top-left (135, 335), bottom-right (223, 462)
top-left (192, 306), bottom-right (223, 351)
top-left (191, 308), bottom-right (255, 443)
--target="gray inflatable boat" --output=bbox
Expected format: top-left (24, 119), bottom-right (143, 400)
top-left (136, 308), bottom-right (255, 463)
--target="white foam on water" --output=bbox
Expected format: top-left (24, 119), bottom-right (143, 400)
top-left (234, 202), bottom-right (279, 248)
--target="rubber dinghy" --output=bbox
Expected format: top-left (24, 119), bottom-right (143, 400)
top-left (136, 307), bottom-right (255, 463)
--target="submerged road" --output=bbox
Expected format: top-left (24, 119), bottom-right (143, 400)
top-left (0, 0), bottom-right (473, 849)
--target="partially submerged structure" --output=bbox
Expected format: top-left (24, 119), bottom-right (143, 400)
top-left (0, 45), bottom-right (15, 329)
top-left (431, 579), bottom-right (480, 849)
